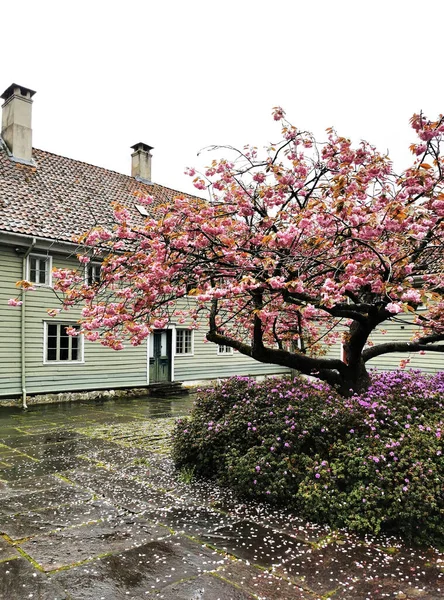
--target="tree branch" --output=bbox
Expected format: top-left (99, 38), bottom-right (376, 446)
top-left (363, 339), bottom-right (444, 362)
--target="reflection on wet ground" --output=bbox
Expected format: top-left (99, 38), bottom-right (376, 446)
top-left (0, 395), bottom-right (442, 599)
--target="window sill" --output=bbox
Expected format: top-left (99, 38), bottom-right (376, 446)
top-left (43, 360), bottom-right (85, 366)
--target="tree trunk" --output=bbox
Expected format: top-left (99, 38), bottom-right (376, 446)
top-left (337, 360), bottom-right (371, 397)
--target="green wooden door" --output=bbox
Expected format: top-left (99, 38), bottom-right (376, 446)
top-left (149, 330), bottom-right (172, 383)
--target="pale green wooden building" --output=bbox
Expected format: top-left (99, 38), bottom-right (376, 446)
top-left (1, 83), bottom-right (441, 406)
top-left (0, 83), bottom-right (288, 405)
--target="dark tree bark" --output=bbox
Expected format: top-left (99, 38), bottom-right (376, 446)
top-left (207, 300), bottom-right (444, 397)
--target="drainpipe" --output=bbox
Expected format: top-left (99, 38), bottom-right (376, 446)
top-left (21, 237), bottom-right (36, 409)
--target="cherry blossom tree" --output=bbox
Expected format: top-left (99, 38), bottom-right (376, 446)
top-left (50, 109), bottom-right (444, 396)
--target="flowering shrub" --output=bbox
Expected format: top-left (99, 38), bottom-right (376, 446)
top-left (172, 372), bottom-right (444, 546)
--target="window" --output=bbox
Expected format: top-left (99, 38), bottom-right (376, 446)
top-left (176, 329), bottom-right (193, 355)
top-left (135, 204), bottom-right (149, 217)
top-left (27, 254), bottom-right (51, 286)
top-left (45, 323), bottom-right (82, 363)
top-left (217, 344), bottom-right (233, 355)
top-left (86, 263), bottom-right (101, 286)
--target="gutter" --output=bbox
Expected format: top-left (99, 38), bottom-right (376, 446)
top-left (0, 231), bottom-right (81, 253)
top-left (21, 237), bottom-right (36, 409)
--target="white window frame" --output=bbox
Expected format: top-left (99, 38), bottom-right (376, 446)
top-left (175, 329), bottom-right (194, 356)
top-left (26, 253), bottom-right (52, 287)
top-left (85, 262), bottom-right (102, 286)
top-left (43, 322), bottom-right (84, 365)
top-left (217, 344), bottom-right (233, 355)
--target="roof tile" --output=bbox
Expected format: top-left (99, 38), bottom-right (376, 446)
top-left (0, 144), bottom-right (196, 243)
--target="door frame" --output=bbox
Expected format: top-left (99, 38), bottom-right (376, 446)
top-left (146, 326), bottom-right (176, 384)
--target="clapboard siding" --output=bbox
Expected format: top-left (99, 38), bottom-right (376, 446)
top-left (367, 317), bottom-right (444, 373)
top-left (0, 246), bottom-right (22, 395)
top-left (321, 317), bottom-right (443, 373)
top-left (0, 246), bottom-right (147, 398)
top-left (174, 327), bottom-right (289, 381)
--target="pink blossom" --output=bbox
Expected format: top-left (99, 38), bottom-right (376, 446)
top-left (253, 172), bottom-right (266, 183)
top-left (8, 298), bottom-right (22, 307)
top-left (401, 290), bottom-right (421, 304)
top-left (386, 302), bottom-right (402, 314)
top-left (272, 106), bottom-right (285, 121)
top-left (193, 179), bottom-right (206, 190)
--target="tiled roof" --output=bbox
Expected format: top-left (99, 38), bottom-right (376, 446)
top-left (0, 141), bottom-right (195, 243)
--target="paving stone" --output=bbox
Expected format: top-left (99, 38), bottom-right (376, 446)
top-left (0, 474), bottom-right (63, 496)
top-left (175, 478), bottom-right (257, 513)
top-left (0, 446), bottom-right (20, 457)
top-left (217, 561), bottom-right (312, 600)
top-left (230, 505), bottom-right (330, 544)
top-left (0, 454), bottom-right (90, 481)
top-left (0, 558), bottom-right (67, 600)
top-left (0, 482), bottom-right (93, 515)
top-left (15, 424), bottom-right (68, 434)
top-left (0, 429), bottom-right (26, 439)
top-left (139, 454), bottom-right (176, 474)
top-left (0, 540), bottom-right (19, 562)
top-left (193, 495), bottom-right (329, 544)
top-left (200, 520), bottom-right (311, 569)
top-left (149, 504), bottom-right (239, 536)
top-left (50, 535), bottom-right (227, 599)
top-left (77, 417), bottom-right (176, 453)
top-left (0, 430), bottom-right (81, 448)
top-left (0, 500), bottom-right (125, 540)
top-left (0, 455), bottom-right (13, 469)
top-left (96, 398), bottom-right (191, 421)
top-left (19, 437), bottom-right (119, 460)
top-left (93, 445), bottom-right (155, 470)
top-left (274, 541), bottom-right (444, 598)
top-left (20, 516), bottom-right (169, 571)
top-left (131, 463), bottom-right (186, 494)
top-left (330, 578), bottom-right (443, 600)
top-left (154, 573), bottom-right (256, 599)
top-left (72, 414), bottom-right (142, 426)
top-left (65, 467), bottom-right (176, 513)
top-left (0, 452), bottom-right (40, 467)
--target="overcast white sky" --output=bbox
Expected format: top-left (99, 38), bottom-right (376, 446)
top-left (1, 0), bottom-right (443, 195)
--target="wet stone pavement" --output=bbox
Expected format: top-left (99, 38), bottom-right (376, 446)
top-left (0, 396), bottom-right (442, 600)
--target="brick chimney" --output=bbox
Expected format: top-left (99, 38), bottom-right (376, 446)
top-left (1, 83), bottom-right (36, 163)
top-left (131, 142), bottom-right (153, 183)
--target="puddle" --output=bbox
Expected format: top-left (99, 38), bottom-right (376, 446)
top-left (20, 516), bottom-right (169, 571)
top-left (50, 536), bottom-right (226, 598)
